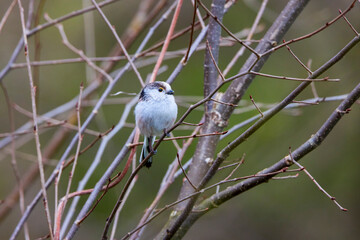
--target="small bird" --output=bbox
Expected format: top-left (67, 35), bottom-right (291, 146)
top-left (135, 81), bottom-right (178, 168)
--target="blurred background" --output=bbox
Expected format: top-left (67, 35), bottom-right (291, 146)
top-left (0, 0), bottom-right (359, 239)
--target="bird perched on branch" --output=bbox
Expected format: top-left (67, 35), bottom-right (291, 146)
top-left (135, 81), bottom-right (178, 168)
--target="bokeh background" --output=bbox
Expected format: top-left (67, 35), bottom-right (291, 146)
top-left (0, 0), bottom-right (359, 239)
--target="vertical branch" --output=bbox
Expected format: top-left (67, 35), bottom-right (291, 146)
top-left (203, 0), bottom-right (225, 112)
top-left (176, 0), bottom-right (225, 209)
top-left (154, 1), bottom-right (226, 240)
top-left (17, 0), bottom-right (54, 239)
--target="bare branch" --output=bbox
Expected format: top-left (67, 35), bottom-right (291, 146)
top-left (17, 0), bottom-right (54, 238)
top-left (288, 147), bottom-right (347, 211)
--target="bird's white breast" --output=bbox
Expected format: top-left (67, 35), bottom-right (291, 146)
top-left (135, 95), bottom-right (177, 137)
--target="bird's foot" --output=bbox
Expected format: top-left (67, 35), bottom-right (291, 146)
top-left (164, 129), bottom-right (170, 137)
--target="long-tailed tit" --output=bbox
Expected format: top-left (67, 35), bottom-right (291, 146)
top-left (135, 81), bottom-right (178, 168)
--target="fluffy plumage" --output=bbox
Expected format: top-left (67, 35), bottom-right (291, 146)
top-left (135, 81), bottom-right (177, 167)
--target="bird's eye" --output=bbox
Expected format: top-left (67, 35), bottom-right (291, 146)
top-left (158, 87), bottom-right (164, 92)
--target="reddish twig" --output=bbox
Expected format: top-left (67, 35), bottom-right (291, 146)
top-left (224, 154), bottom-right (245, 181)
top-left (249, 71), bottom-right (338, 82)
top-left (149, 0), bottom-right (184, 82)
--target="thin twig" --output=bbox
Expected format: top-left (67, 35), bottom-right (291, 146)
top-left (272, 173), bottom-right (299, 180)
top-left (224, 154), bottom-right (245, 181)
top-left (17, 0), bottom-right (54, 238)
top-left (262, 0), bottom-right (357, 56)
top-left (249, 95), bottom-right (264, 118)
top-left (177, 153), bottom-right (198, 191)
top-left (184, 0), bottom-right (197, 63)
top-left (12, 103), bottom-right (100, 136)
top-left (339, 9), bottom-right (359, 36)
top-left (284, 42), bottom-right (313, 75)
top-left (222, 0), bottom-right (268, 77)
top-left (206, 40), bottom-right (225, 81)
top-left (288, 147), bottom-right (348, 211)
top-left (191, 0), bottom-right (205, 28)
top-left (181, 121), bottom-right (203, 126)
top-left (55, 83), bottom-right (84, 240)
top-left (307, 59), bottom-right (319, 99)
top-left (150, 0), bottom-right (184, 83)
top-left (44, 14), bottom-right (114, 83)
top-left (0, 0), bottom-right (17, 34)
top-left (291, 100), bottom-right (319, 105)
top-left (197, 0), bottom-right (260, 57)
top-left (250, 71), bottom-right (338, 82)
top-left (210, 98), bottom-right (237, 107)
top-left (91, 0), bottom-right (145, 87)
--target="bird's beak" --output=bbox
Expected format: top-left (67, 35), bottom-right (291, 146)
top-left (166, 89), bottom-right (174, 95)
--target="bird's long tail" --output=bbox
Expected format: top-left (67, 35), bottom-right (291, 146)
top-left (140, 136), bottom-right (155, 168)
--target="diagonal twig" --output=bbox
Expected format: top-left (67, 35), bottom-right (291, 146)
top-left (288, 147), bottom-right (347, 211)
